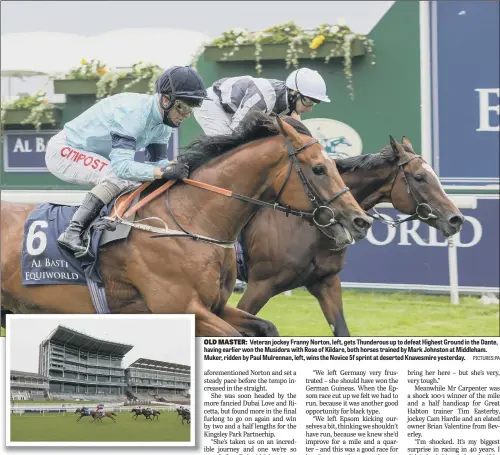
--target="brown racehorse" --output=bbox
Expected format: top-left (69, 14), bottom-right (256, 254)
top-left (1, 111), bottom-right (372, 336)
top-left (75, 408), bottom-right (117, 423)
top-left (236, 135), bottom-right (465, 336)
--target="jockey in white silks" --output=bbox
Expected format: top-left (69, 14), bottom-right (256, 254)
top-left (45, 66), bottom-right (208, 256)
top-left (193, 67), bottom-right (330, 136)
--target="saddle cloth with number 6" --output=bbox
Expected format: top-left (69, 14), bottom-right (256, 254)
top-left (21, 203), bottom-right (89, 286)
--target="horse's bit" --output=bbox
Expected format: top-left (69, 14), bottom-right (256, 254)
top-left (368, 155), bottom-right (438, 228)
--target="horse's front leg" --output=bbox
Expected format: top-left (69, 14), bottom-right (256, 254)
top-left (220, 305), bottom-right (279, 337)
top-left (236, 278), bottom-right (275, 315)
top-left (307, 274), bottom-right (350, 337)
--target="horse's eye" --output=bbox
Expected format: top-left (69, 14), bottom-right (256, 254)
top-left (313, 165), bottom-right (326, 175)
top-left (414, 174), bottom-right (425, 182)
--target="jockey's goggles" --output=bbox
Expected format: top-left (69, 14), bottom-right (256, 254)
top-left (300, 96), bottom-right (321, 107)
top-left (173, 99), bottom-right (198, 115)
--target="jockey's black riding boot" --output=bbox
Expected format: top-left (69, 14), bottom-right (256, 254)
top-left (57, 193), bottom-right (105, 256)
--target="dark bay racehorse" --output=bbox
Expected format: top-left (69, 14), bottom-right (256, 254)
top-left (236, 135), bottom-right (465, 335)
top-left (176, 406), bottom-right (190, 422)
top-left (1, 111), bottom-right (371, 336)
top-left (131, 408), bottom-right (160, 420)
top-left (150, 409), bottom-right (161, 420)
top-left (176, 407), bottom-right (191, 425)
top-left (131, 408), bottom-right (144, 420)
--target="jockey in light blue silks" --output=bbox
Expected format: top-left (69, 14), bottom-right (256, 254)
top-left (45, 66), bottom-right (208, 256)
top-left (82, 406), bottom-right (91, 416)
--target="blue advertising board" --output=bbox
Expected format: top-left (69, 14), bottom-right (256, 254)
top-left (2, 129), bottom-right (179, 173)
top-left (340, 197), bottom-right (499, 293)
top-left (430, 1), bottom-right (499, 186)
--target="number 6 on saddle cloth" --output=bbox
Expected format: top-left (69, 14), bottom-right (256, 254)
top-left (20, 194), bottom-right (141, 314)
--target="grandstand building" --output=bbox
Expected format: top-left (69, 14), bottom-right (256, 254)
top-left (125, 359), bottom-right (191, 401)
top-left (10, 371), bottom-right (49, 400)
top-left (38, 326), bottom-right (132, 399)
top-left (10, 325), bottom-right (192, 404)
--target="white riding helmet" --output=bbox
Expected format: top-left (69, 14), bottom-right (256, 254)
top-left (285, 68), bottom-right (330, 103)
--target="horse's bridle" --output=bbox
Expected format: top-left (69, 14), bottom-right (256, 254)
top-left (368, 155), bottom-right (438, 228)
top-left (153, 126), bottom-right (351, 246)
top-left (274, 135), bottom-right (350, 229)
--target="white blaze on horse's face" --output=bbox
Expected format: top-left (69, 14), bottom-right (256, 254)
top-left (422, 162), bottom-right (447, 194)
top-left (321, 148), bottom-right (333, 162)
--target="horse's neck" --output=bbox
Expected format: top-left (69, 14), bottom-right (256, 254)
top-left (164, 137), bottom-right (285, 240)
top-left (342, 163), bottom-right (396, 211)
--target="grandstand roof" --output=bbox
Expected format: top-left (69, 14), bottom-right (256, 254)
top-left (127, 358), bottom-right (190, 374)
top-left (43, 325), bottom-right (133, 357)
top-left (10, 370), bottom-right (49, 380)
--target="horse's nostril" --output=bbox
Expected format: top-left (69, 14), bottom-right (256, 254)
top-left (354, 217), bottom-right (372, 232)
top-left (449, 215), bottom-right (464, 227)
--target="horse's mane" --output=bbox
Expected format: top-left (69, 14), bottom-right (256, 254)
top-left (335, 145), bottom-right (400, 173)
top-left (178, 110), bottom-right (312, 171)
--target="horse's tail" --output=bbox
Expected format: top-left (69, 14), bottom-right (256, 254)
top-left (111, 413), bottom-right (116, 416)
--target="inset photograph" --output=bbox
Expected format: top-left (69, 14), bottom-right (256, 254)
top-left (6, 314), bottom-right (194, 447)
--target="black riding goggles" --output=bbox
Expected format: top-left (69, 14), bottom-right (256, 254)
top-left (300, 96), bottom-right (321, 107)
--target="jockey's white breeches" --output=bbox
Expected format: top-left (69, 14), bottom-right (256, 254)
top-left (45, 131), bottom-right (131, 192)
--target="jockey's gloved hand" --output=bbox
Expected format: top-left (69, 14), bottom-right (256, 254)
top-left (161, 162), bottom-right (189, 180)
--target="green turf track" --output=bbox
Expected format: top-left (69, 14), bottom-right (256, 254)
top-left (10, 411), bottom-right (190, 443)
top-left (2, 290), bottom-right (498, 337)
top-left (227, 290), bottom-right (500, 337)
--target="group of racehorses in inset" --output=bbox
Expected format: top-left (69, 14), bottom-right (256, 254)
top-left (131, 407), bottom-right (161, 420)
top-left (75, 407), bottom-right (186, 423)
top-left (0, 111), bottom-right (465, 336)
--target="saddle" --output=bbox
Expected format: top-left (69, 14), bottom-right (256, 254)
top-left (20, 182), bottom-right (168, 313)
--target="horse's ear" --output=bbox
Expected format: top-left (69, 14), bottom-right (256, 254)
top-left (389, 135), bottom-right (406, 156)
top-left (389, 135), bottom-right (398, 153)
top-left (401, 136), bottom-right (415, 153)
top-left (280, 117), bottom-right (304, 148)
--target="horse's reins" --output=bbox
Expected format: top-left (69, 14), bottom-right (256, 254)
top-left (367, 155), bottom-right (437, 228)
